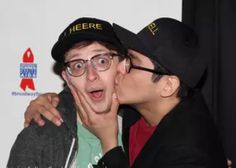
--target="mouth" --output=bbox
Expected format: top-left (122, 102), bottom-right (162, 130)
top-left (88, 89), bottom-right (104, 102)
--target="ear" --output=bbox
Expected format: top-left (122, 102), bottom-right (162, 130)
top-left (62, 70), bottom-right (70, 84)
top-left (160, 75), bottom-right (180, 97)
top-left (61, 70), bottom-right (75, 92)
top-left (61, 70), bottom-right (79, 105)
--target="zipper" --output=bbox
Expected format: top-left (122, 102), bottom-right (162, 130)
top-left (64, 137), bottom-right (76, 168)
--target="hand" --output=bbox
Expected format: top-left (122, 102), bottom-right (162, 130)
top-left (71, 89), bottom-right (120, 154)
top-left (24, 93), bottom-right (62, 127)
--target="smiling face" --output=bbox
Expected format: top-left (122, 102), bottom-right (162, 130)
top-left (62, 41), bottom-right (120, 113)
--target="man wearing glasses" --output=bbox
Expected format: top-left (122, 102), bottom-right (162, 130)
top-left (22, 18), bottom-right (227, 167)
top-left (7, 17), bottom-right (126, 168)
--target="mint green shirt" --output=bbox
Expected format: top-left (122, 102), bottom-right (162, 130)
top-left (76, 122), bottom-right (122, 168)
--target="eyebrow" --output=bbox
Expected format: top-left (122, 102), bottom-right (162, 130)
top-left (66, 49), bottom-right (112, 62)
top-left (92, 49), bottom-right (109, 52)
top-left (65, 53), bottom-right (81, 62)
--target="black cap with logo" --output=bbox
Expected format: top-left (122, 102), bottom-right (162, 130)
top-left (52, 17), bottom-right (124, 63)
top-left (113, 18), bottom-right (206, 88)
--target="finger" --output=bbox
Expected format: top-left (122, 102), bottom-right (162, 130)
top-left (227, 159), bottom-right (232, 167)
top-left (24, 116), bottom-right (31, 128)
top-left (51, 98), bottom-right (60, 107)
top-left (24, 107), bottom-right (45, 127)
top-left (38, 105), bottom-right (64, 126)
top-left (43, 93), bottom-right (63, 121)
top-left (44, 105), bottom-right (63, 124)
top-left (47, 93), bottom-right (60, 107)
top-left (70, 88), bottom-right (89, 126)
top-left (24, 99), bottom-right (39, 125)
top-left (76, 91), bottom-right (92, 116)
top-left (32, 113), bottom-right (45, 127)
top-left (24, 110), bottom-right (33, 127)
top-left (75, 91), bottom-right (99, 126)
top-left (110, 92), bottom-right (120, 115)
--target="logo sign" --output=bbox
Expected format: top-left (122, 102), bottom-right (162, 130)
top-left (19, 48), bottom-right (37, 91)
top-left (11, 48), bottom-right (41, 97)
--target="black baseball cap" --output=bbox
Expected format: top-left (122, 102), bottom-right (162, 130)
top-left (52, 17), bottom-right (124, 63)
top-left (113, 18), bottom-right (206, 88)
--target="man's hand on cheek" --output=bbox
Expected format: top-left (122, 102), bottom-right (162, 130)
top-left (73, 89), bottom-right (120, 154)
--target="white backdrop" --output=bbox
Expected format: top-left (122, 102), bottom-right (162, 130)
top-left (0, 0), bottom-right (181, 166)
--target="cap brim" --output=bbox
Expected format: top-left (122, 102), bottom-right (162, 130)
top-left (113, 23), bottom-right (151, 56)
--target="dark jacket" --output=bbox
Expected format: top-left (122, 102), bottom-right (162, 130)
top-left (7, 87), bottom-right (78, 168)
top-left (97, 91), bottom-right (228, 168)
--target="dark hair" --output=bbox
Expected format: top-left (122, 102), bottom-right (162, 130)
top-left (64, 40), bottom-right (126, 62)
top-left (150, 59), bottom-right (167, 82)
top-left (151, 59), bottom-right (191, 99)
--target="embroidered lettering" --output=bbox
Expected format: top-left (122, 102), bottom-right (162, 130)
top-left (148, 22), bottom-right (158, 35)
top-left (69, 23), bottom-right (103, 34)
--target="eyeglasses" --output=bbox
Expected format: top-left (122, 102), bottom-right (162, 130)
top-left (64, 52), bottom-right (119, 77)
top-left (124, 57), bottom-right (168, 75)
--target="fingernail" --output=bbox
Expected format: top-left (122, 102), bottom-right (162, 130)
top-left (39, 120), bottom-right (45, 126)
top-left (55, 120), bottom-right (62, 126)
top-left (24, 123), bottom-right (29, 128)
top-left (113, 93), bottom-right (118, 99)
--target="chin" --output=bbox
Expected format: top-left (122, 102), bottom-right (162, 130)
top-left (89, 94), bottom-right (113, 113)
top-left (91, 103), bottom-right (111, 114)
top-left (94, 108), bottom-right (110, 114)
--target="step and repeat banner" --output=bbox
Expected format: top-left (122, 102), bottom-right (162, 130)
top-left (0, 0), bottom-right (181, 166)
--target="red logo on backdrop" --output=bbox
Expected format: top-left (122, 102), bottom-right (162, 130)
top-left (20, 48), bottom-right (37, 91)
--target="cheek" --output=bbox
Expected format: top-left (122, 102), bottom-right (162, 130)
top-left (124, 73), bottom-right (141, 86)
top-left (120, 74), bottom-right (155, 103)
top-left (103, 64), bottom-right (118, 90)
top-left (122, 73), bottom-right (152, 93)
top-left (67, 78), bottom-right (85, 93)
top-left (103, 71), bottom-right (117, 92)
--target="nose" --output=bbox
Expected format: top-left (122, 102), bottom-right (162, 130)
top-left (86, 63), bottom-right (98, 81)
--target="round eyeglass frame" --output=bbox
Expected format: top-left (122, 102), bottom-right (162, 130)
top-left (64, 52), bottom-right (120, 77)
